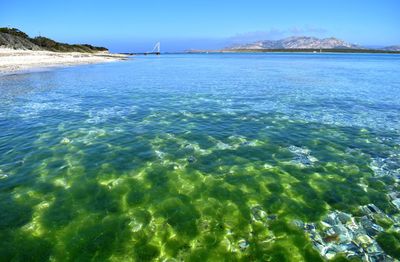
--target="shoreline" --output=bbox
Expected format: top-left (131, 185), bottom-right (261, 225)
top-left (0, 48), bottom-right (129, 75)
top-left (185, 49), bottom-right (400, 54)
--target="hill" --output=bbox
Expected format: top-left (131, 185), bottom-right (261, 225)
top-left (383, 45), bottom-right (400, 51)
top-left (227, 36), bottom-right (360, 50)
top-left (0, 27), bottom-right (108, 53)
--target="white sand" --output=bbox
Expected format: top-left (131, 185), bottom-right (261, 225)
top-left (0, 48), bottom-right (128, 74)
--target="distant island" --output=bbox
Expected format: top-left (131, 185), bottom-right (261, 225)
top-left (0, 27), bottom-right (127, 74)
top-left (188, 36), bottom-right (400, 54)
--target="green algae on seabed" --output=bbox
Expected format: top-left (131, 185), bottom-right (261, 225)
top-left (1, 112), bottom-right (399, 261)
top-left (1, 53), bottom-right (400, 261)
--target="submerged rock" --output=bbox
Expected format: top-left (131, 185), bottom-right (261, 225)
top-left (292, 219), bottom-right (305, 229)
top-left (305, 210), bottom-right (392, 261)
top-left (288, 145), bottom-right (318, 166)
top-left (184, 143), bottom-right (192, 149)
top-left (238, 239), bottom-right (249, 251)
top-left (369, 156), bottom-right (400, 180)
top-left (155, 150), bottom-right (166, 160)
top-left (187, 155), bottom-right (196, 163)
top-left (392, 199), bottom-right (400, 210)
top-left (216, 141), bottom-right (231, 150)
top-left (60, 137), bottom-right (71, 145)
top-left (251, 205), bottom-right (267, 221)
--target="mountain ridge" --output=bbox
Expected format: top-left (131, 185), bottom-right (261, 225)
top-left (383, 45), bottom-right (400, 51)
top-left (227, 36), bottom-right (361, 50)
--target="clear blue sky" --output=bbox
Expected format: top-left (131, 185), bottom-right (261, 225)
top-left (1, 0), bottom-right (399, 52)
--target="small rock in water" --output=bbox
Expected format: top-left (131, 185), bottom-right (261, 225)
top-left (288, 145), bottom-right (310, 155)
top-left (238, 239), bottom-right (249, 251)
top-left (251, 205), bottom-right (267, 221)
top-left (305, 223), bottom-right (316, 232)
top-left (61, 137), bottom-right (71, 145)
top-left (292, 219), bottom-right (304, 229)
top-left (294, 155), bottom-right (313, 166)
top-left (187, 156), bottom-right (196, 163)
top-left (241, 141), bottom-right (256, 147)
top-left (288, 145), bottom-right (318, 166)
top-left (155, 150), bottom-right (166, 159)
top-left (0, 173), bottom-right (9, 179)
top-left (216, 141), bottom-right (231, 150)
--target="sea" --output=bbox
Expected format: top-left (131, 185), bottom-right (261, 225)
top-left (1, 53), bottom-right (400, 261)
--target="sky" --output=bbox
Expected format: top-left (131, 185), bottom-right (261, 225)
top-left (1, 0), bottom-right (399, 52)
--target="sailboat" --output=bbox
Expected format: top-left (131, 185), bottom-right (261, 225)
top-left (145, 42), bottom-right (160, 55)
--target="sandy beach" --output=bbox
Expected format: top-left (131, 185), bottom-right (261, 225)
top-left (0, 48), bottom-right (128, 74)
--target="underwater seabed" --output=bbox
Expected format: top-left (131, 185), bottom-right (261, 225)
top-left (1, 110), bottom-right (400, 261)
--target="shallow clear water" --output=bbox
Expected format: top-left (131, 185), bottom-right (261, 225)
top-left (1, 53), bottom-right (400, 261)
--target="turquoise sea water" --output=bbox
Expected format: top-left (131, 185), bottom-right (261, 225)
top-left (1, 53), bottom-right (400, 261)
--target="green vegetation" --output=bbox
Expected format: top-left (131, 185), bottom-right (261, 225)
top-left (1, 109), bottom-right (399, 261)
top-left (377, 232), bottom-right (400, 259)
top-left (31, 36), bottom-right (108, 52)
top-left (0, 27), bottom-right (29, 38)
top-left (0, 27), bottom-right (108, 53)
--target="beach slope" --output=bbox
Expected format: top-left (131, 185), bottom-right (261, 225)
top-left (0, 48), bottom-right (127, 74)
